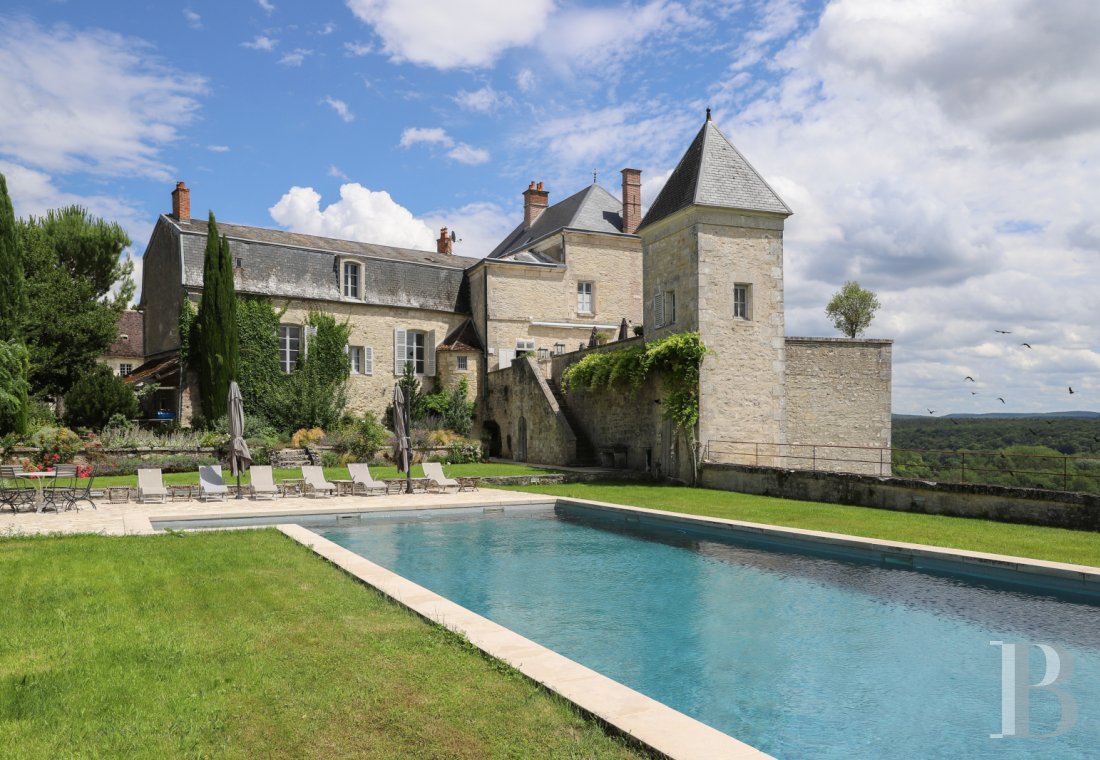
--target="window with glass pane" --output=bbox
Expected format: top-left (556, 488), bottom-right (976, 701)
top-left (279, 325), bottom-right (301, 373)
top-left (456, 355), bottom-right (468, 371)
top-left (118, 364), bottom-right (132, 376)
top-left (343, 261), bottom-right (360, 298)
top-left (734, 284), bottom-right (750, 319)
top-left (577, 281), bottom-right (593, 313)
top-left (553, 343), bottom-right (565, 355)
top-left (405, 331), bottom-right (426, 374)
top-left (348, 346), bottom-right (362, 374)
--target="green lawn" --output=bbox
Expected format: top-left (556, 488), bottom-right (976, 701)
top-left (0, 530), bottom-right (643, 759)
top-left (90, 462), bottom-right (556, 489)
top-left (491, 481), bottom-right (1100, 568)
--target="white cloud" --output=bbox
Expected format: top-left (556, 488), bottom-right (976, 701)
top-left (454, 85), bottom-right (503, 113)
top-left (705, 0), bottom-right (1100, 413)
top-left (399, 127), bottom-right (489, 164)
top-left (258, 0), bottom-right (276, 14)
top-left (322, 96), bottom-right (354, 122)
top-left (242, 35), bottom-right (277, 51)
top-left (328, 164), bottom-right (349, 180)
top-left (279, 48), bottom-right (311, 66)
top-left (515, 68), bottom-right (535, 92)
top-left (400, 127), bottom-right (452, 148)
top-left (345, 0), bottom-right (554, 69)
top-left (206, 144), bottom-right (230, 152)
top-left (269, 184), bottom-right (435, 250)
top-left (344, 41), bottom-right (372, 56)
top-left (422, 201), bottom-right (516, 258)
top-left (0, 18), bottom-right (205, 180)
top-left (446, 143), bottom-right (490, 165)
top-left (537, 1), bottom-right (698, 76)
top-left (317, 22), bottom-right (336, 35)
top-left (183, 9), bottom-right (202, 29)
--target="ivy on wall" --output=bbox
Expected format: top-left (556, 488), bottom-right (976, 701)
top-left (561, 331), bottom-right (709, 481)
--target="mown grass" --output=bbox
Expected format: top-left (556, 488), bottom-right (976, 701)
top-left (0, 530), bottom-right (645, 759)
top-left (491, 481), bottom-right (1100, 568)
top-left (88, 462), bottom-right (555, 489)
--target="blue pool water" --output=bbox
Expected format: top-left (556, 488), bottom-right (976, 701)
top-left (314, 505), bottom-right (1100, 759)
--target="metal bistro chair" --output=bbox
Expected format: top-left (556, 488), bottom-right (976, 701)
top-left (43, 464), bottom-right (79, 512)
top-left (0, 465), bottom-right (37, 513)
top-left (65, 465), bottom-right (98, 511)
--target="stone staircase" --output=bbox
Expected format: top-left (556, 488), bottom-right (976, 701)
top-left (548, 380), bottom-right (599, 466)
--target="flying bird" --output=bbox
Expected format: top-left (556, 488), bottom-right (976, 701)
top-left (1021, 343), bottom-right (1032, 349)
top-left (996, 397), bottom-right (1006, 404)
top-left (950, 418), bottom-right (960, 425)
top-left (965, 376), bottom-right (975, 382)
top-left (927, 408), bottom-right (935, 415)
top-left (994, 330), bottom-right (1012, 334)
top-left (970, 391), bottom-right (979, 395)
top-left (1069, 386), bottom-right (1075, 394)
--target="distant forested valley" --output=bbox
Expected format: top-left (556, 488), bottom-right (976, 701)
top-left (891, 414), bottom-right (1100, 493)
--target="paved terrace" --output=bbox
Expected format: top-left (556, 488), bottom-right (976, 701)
top-left (0, 489), bottom-right (552, 537)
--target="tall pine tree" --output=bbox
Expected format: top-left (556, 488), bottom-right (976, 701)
top-left (195, 212), bottom-right (239, 422)
top-left (0, 172), bottom-right (25, 340)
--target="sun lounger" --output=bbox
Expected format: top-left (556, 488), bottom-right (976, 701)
top-left (422, 462), bottom-right (462, 493)
top-left (346, 463), bottom-right (387, 496)
top-left (199, 465), bottom-right (229, 501)
top-left (302, 466), bottom-right (336, 497)
top-left (249, 465), bottom-right (279, 500)
top-left (137, 468), bottom-right (168, 503)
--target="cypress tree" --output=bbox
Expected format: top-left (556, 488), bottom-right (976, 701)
top-left (195, 212), bottom-right (239, 422)
top-left (0, 172), bottom-right (25, 340)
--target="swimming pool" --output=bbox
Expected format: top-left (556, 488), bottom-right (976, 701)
top-left (309, 502), bottom-right (1100, 760)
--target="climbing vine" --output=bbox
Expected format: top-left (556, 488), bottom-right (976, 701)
top-left (561, 332), bottom-right (709, 481)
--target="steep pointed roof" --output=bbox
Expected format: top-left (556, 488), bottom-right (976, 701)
top-left (488, 184), bottom-right (627, 260)
top-left (438, 318), bottom-right (484, 352)
top-left (639, 117), bottom-right (791, 231)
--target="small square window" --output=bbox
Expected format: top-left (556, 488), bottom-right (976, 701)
top-left (733, 284), bottom-right (751, 320)
top-left (553, 343), bottom-right (566, 355)
top-left (456, 355), bottom-right (468, 371)
top-left (516, 339), bottom-right (535, 353)
top-left (118, 363), bottom-right (133, 376)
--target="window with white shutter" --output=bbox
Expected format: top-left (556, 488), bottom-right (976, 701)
top-left (653, 287), bottom-right (664, 327)
top-left (425, 330), bottom-right (436, 377)
top-left (394, 329), bottom-right (407, 375)
top-left (363, 346), bottom-right (373, 375)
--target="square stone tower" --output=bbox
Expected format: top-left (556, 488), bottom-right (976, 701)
top-left (638, 112), bottom-right (793, 464)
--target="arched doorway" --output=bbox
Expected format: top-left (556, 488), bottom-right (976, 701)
top-left (483, 421), bottom-right (502, 458)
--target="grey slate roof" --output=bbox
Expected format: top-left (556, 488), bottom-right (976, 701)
top-left (488, 184), bottom-right (628, 260)
top-left (107, 310), bottom-right (144, 358)
top-left (170, 216), bottom-right (473, 314)
top-left (639, 119), bottom-right (791, 230)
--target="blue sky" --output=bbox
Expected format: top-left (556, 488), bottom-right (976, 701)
top-left (1, 0), bottom-right (1098, 415)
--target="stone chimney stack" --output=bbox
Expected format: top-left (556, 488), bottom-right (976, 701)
top-left (171, 181), bottom-right (191, 222)
top-left (436, 226), bottom-right (453, 255)
top-left (621, 168), bottom-right (641, 234)
top-left (523, 181), bottom-right (549, 229)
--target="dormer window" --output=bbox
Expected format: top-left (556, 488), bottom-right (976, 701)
top-left (343, 261), bottom-right (361, 299)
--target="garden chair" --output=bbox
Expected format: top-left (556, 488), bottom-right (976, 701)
top-left (249, 465), bottom-right (279, 500)
top-left (0, 465), bottom-right (36, 513)
top-left (422, 462), bottom-right (462, 494)
top-left (63, 465), bottom-right (97, 511)
top-left (137, 468), bottom-right (168, 503)
top-left (199, 465), bottom-right (229, 501)
top-left (301, 466), bottom-right (336, 497)
top-left (43, 464), bottom-right (78, 512)
top-left (346, 463), bottom-right (387, 496)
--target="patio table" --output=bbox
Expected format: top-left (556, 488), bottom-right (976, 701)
top-left (331, 479), bottom-right (355, 496)
top-left (19, 470), bottom-right (57, 513)
top-left (105, 486), bottom-right (131, 504)
top-left (383, 477), bottom-right (432, 495)
top-left (278, 478), bottom-right (305, 497)
top-left (167, 484), bottom-right (195, 502)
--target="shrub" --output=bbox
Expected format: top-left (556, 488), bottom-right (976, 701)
top-left (63, 364), bottom-right (138, 430)
top-left (447, 441), bottom-right (482, 464)
top-left (320, 450), bottom-right (340, 468)
top-left (84, 452), bottom-right (219, 476)
top-left (291, 427), bottom-right (325, 448)
top-left (29, 426), bottom-right (82, 467)
top-left (330, 412), bottom-right (390, 463)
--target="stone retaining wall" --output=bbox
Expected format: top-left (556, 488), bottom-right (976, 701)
top-left (701, 462), bottom-right (1100, 531)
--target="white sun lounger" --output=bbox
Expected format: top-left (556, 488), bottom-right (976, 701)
top-left (249, 465), bottom-right (279, 500)
top-left (199, 465), bottom-right (229, 501)
top-left (422, 462), bottom-right (462, 493)
top-left (347, 463), bottom-right (387, 496)
top-left (302, 466), bottom-right (336, 497)
top-left (137, 468), bottom-right (168, 503)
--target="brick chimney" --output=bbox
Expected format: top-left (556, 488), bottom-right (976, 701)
top-left (523, 181), bottom-right (549, 229)
top-left (171, 181), bottom-right (190, 222)
top-left (621, 168), bottom-right (641, 234)
top-left (436, 226), bottom-right (453, 255)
